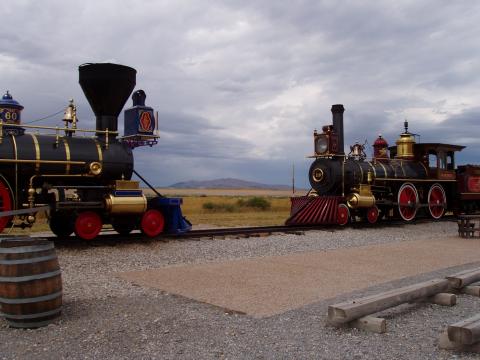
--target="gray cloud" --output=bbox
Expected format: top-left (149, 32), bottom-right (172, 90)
top-left (1, 1), bottom-right (480, 185)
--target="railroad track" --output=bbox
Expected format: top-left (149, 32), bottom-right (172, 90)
top-left (40, 215), bottom-right (457, 247)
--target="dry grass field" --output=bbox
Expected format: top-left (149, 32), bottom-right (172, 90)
top-left (6, 188), bottom-right (298, 234)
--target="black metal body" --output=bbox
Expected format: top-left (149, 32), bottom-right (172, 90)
top-left (309, 157), bottom-right (428, 195)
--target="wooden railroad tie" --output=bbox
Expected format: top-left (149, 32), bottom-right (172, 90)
top-left (327, 267), bottom-right (480, 334)
top-left (439, 313), bottom-right (480, 353)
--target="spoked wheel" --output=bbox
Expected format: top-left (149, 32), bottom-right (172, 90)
top-left (397, 183), bottom-right (418, 221)
top-left (112, 217), bottom-right (137, 235)
top-left (428, 183), bottom-right (446, 219)
top-left (337, 204), bottom-right (350, 226)
top-left (140, 209), bottom-right (165, 237)
top-left (366, 206), bottom-right (379, 224)
top-left (49, 212), bottom-right (74, 237)
top-left (74, 211), bottom-right (102, 240)
top-left (0, 178), bottom-right (13, 233)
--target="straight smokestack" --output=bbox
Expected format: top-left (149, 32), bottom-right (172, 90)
top-left (331, 104), bottom-right (345, 155)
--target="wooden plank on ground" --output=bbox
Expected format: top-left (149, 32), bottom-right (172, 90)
top-left (327, 279), bottom-right (450, 325)
top-left (447, 313), bottom-right (480, 345)
top-left (462, 285), bottom-right (480, 297)
top-left (350, 316), bottom-right (386, 334)
top-left (439, 331), bottom-right (480, 352)
top-left (447, 268), bottom-right (480, 289)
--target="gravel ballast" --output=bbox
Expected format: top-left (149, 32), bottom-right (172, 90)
top-left (1, 221), bottom-right (480, 359)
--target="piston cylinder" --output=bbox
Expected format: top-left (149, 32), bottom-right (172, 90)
top-left (104, 194), bottom-right (147, 214)
top-left (346, 193), bottom-right (375, 209)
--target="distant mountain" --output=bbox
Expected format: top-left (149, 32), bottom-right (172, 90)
top-left (169, 178), bottom-right (293, 190)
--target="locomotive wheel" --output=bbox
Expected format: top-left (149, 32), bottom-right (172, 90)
top-left (49, 213), bottom-right (74, 237)
top-left (397, 183), bottom-right (418, 221)
top-left (140, 209), bottom-right (165, 237)
top-left (366, 206), bottom-right (379, 224)
top-left (428, 183), bottom-right (446, 219)
top-left (0, 178), bottom-right (13, 233)
top-left (74, 211), bottom-right (102, 240)
top-left (112, 218), bottom-right (136, 235)
top-left (337, 204), bottom-right (350, 226)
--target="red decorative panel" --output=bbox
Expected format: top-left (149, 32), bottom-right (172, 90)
top-left (285, 196), bottom-right (342, 225)
top-left (468, 176), bottom-right (480, 193)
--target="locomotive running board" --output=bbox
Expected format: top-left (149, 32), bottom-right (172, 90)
top-left (0, 206), bottom-right (50, 218)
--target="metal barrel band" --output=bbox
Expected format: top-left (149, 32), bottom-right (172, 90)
top-left (0, 269), bottom-right (61, 283)
top-left (0, 243), bottom-right (54, 254)
top-left (1, 307), bottom-right (61, 320)
top-left (0, 254), bottom-right (57, 265)
top-left (0, 290), bottom-right (62, 304)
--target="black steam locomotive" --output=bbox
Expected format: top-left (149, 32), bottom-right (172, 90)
top-left (0, 63), bottom-right (190, 240)
top-left (287, 104), bottom-right (480, 225)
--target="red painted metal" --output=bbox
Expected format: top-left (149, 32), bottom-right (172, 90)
top-left (141, 209), bottom-right (165, 237)
top-left (286, 196), bottom-right (343, 225)
top-left (366, 206), bottom-right (379, 224)
top-left (74, 211), bottom-right (102, 240)
top-left (337, 204), bottom-right (350, 225)
top-left (0, 178), bottom-right (12, 232)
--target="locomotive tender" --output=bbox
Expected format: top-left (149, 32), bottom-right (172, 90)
top-left (286, 104), bottom-right (480, 225)
top-left (0, 63), bottom-right (190, 239)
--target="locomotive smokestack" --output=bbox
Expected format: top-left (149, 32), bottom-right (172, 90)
top-left (78, 63), bottom-right (136, 139)
top-left (331, 104), bottom-right (345, 155)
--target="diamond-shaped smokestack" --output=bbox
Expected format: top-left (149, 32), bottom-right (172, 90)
top-left (78, 63), bottom-right (136, 138)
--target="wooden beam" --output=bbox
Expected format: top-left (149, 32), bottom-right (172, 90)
top-left (351, 316), bottom-right (386, 334)
top-left (439, 331), bottom-right (480, 352)
top-left (447, 268), bottom-right (480, 289)
top-left (327, 279), bottom-right (449, 325)
top-left (427, 293), bottom-right (456, 306)
top-left (462, 285), bottom-right (480, 297)
top-left (447, 314), bottom-right (480, 345)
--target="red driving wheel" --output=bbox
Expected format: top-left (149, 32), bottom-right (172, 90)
top-left (141, 209), bottom-right (165, 237)
top-left (74, 211), bottom-right (102, 240)
top-left (428, 183), bottom-right (446, 219)
top-left (366, 206), bottom-right (379, 224)
top-left (337, 204), bottom-right (350, 226)
top-left (397, 183), bottom-right (418, 221)
top-left (0, 178), bottom-right (13, 233)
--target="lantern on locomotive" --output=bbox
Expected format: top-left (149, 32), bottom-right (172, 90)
top-left (286, 104), bottom-right (475, 226)
top-left (0, 63), bottom-right (191, 240)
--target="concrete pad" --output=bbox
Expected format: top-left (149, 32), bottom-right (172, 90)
top-left (118, 236), bottom-right (480, 317)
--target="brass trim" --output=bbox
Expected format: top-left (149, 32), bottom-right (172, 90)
top-left (11, 134), bottom-right (18, 209)
top-left (95, 140), bottom-right (103, 162)
top-left (89, 162), bottom-right (102, 176)
top-left (356, 161), bottom-right (364, 182)
top-left (0, 121), bottom-right (118, 135)
top-left (377, 178), bottom-right (457, 182)
top-left (367, 162), bottom-right (377, 178)
top-left (0, 159), bottom-right (85, 165)
top-left (377, 161), bottom-right (388, 179)
top-left (115, 180), bottom-right (140, 190)
top-left (419, 161), bottom-right (429, 176)
top-left (105, 194), bottom-right (147, 214)
top-left (312, 168), bottom-right (324, 183)
top-left (30, 133), bottom-right (40, 173)
top-left (63, 139), bottom-right (71, 174)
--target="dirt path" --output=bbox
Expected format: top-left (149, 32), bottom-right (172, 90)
top-left (119, 236), bottom-right (480, 317)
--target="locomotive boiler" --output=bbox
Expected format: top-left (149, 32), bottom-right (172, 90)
top-left (0, 63), bottom-right (191, 239)
top-left (287, 104), bottom-right (480, 225)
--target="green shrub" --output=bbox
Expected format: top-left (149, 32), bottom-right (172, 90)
top-left (202, 202), bottom-right (236, 212)
top-left (237, 197), bottom-right (271, 210)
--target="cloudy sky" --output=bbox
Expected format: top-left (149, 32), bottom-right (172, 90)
top-left (1, 1), bottom-right (480, 187)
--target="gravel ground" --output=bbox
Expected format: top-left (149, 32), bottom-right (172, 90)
top-left (1, 221), bottom-right (480, 359)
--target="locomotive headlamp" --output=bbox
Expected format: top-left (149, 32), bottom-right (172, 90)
top-left (315, 135), bottom-right (328, 155)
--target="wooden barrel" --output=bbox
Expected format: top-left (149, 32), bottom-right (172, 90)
top-left (0, 237), bottom-right (62, 328)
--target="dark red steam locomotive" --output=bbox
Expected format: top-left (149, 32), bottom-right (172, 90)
top-left (0, 63), bottom-right (190, 239)
top-left (287, 104), bottom-right (480, 225)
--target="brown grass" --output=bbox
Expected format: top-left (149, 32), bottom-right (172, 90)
top-left (8, 190), bottom-right (293, 234)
